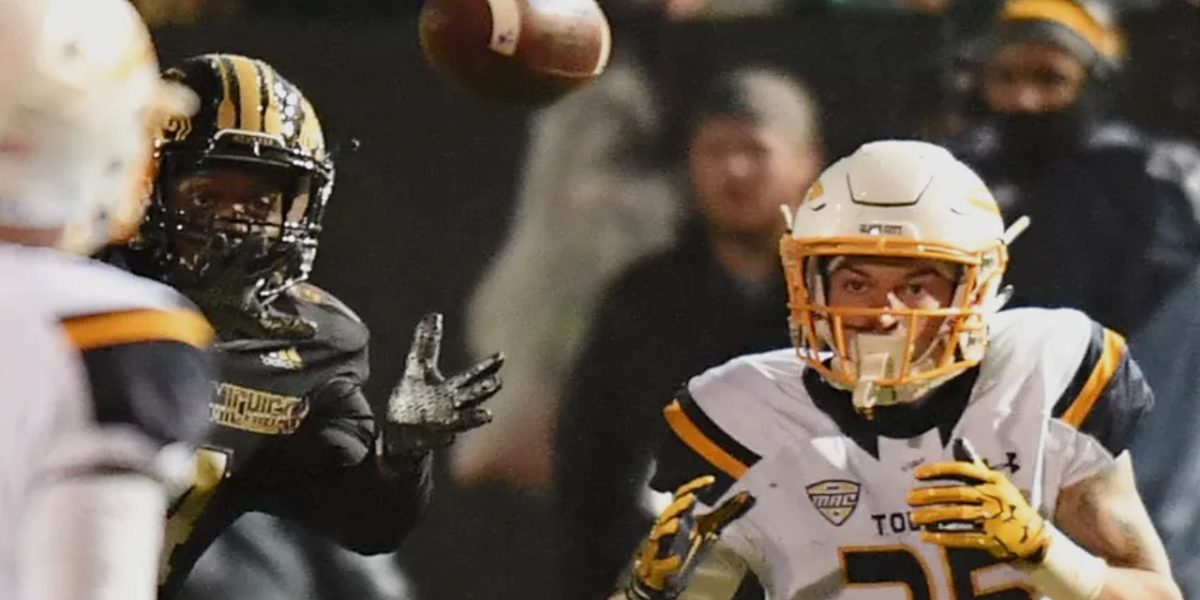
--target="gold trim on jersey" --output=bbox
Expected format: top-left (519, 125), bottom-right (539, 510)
top-left (664, 400), bottom-right (748, 479)
top-left (160, 447), bottom-right (230, 583)
top-left (1062, 328), bottom-right (1126, 428)
top-left (63, 308), bottom-right (214, 350)
top-left (210, 383), bottom-right (308, 435)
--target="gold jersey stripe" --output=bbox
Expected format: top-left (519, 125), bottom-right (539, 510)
top-left (1062, 327), bottom-right (1126, 428)
top-left (63, 308), bottom-right (214, 350)
top-left (664, 400), bottom-right (748, 479)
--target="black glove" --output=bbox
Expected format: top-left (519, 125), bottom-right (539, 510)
top-left (182, 236), bottom-right (316, 340)
top-left (383, 313), bottom-right (504, 456)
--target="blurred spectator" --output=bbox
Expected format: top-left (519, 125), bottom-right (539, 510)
top-left (555, 67), bottom-right (822, 600)
top-left (453, 0), bottom-right (706, 489)
top-left (1129, 263), bottom-right (1200, 599)
top-left (177, 514), bottom-right (413, 600)
top-left (949, 0), bottom-right (1200, 336)
top-left (948, 1), bottom-right (1200, 594)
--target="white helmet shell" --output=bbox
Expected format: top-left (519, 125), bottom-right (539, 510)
top-left (780, 140), bottom-right (1017, 414)
top-left (0, 0), bottom-right (196, 254)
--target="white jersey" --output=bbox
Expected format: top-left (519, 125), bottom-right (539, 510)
top-left (650, 308), bottom-right (1150, 600)
top-left (0, 245), bottom-right (214, 597)
top-left (0, 288), bottom-right (87, 591)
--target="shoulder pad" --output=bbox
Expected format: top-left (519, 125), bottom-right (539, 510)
top-left (3, 245), bottom-right (195, 319)
top-left (288, 283), bottom-right (364, 324)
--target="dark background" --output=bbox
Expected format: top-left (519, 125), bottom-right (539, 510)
top-left (153, 9), bottom-right (1200, 598)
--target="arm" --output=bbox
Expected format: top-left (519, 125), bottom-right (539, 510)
top-left (267, 379), bottom-right (433, 555)
top-left (909, 443), bottom-right (1181, 600)
top-left (268, 312), bottom-right (501, 554)
top-left (21, 472), bottom-right (168, 600)
top-left (1051, 452), bottom-right (1182, 600)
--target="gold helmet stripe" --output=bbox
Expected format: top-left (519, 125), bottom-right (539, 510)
top-left (230, 56), bottom-right (264, 132)
top-left (214, 57), bottom-right (238, 131)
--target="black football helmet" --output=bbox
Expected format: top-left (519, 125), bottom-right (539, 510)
top-left (138, 53), bottom-right (334, 298)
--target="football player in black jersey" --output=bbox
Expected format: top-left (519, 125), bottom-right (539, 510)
top-left (105, 53), bottom-right (504, 597)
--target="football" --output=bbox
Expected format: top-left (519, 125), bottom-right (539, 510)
top-left (418, 0), bottom-right (612, 106)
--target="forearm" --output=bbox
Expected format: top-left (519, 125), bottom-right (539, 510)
top-left (285, 447), bottom-right (432, 554)
top-left (20, 473), bottom-right (166, 600)
top-left (1029, 517), bottom-right (1181, 600)
top-left (1094, 567), bottom-right (1183, 600)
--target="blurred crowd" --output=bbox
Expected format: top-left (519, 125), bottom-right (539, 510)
top-left (132, 0), bottom-right (1200, 599)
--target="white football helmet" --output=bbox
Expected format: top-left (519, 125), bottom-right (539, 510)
top-left (780, 140), bottom-right (1027, 414)
top-left (0, 0), bottom-right (196, 255)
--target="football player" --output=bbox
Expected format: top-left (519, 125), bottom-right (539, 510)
top-left (104, 53), bottom-right (504, 597)
top-left (618, 140), bottom-right (1181, 600)
top-left (0, 0), bottom-right (214, 598)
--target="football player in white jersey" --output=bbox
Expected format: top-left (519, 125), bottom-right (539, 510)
top-left (617, 140), bottom-right (1181, 600)
top-left (0, 0), bottom-right (213, 598)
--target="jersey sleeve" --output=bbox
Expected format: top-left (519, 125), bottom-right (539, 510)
top-left (1051, 319), bottom-right (1154, 457)
top-left (650, 388), bottom-right (762, 505)
top-left (60, 306), bottom-right (215, 483)
top-left (259, 379), bottom-right (430, 554)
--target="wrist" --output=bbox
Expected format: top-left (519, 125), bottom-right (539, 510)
top-left (377, 436), bottom-right (430, 473)
top-left (1022, 524), bottom-right (1107, 600)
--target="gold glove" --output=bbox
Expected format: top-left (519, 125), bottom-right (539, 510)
top-left (626, 476), bottom-right (755, 600)
top-left (907, 441), bottom-right (1049, 563)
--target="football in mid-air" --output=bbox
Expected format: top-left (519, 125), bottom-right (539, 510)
top-left (418, 0), bottom-right (611, 106)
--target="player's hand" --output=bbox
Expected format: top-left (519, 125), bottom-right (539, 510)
top-left (384, 313), bottom-right (503, 454)
top-left (625, 476), bottom-right (756, 600)
top-left (183, 236), bottom-right (316, 340)
top-left (907, 438), bottom-right (1050, 563)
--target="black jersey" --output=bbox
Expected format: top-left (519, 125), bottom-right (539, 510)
top-left (158, 283), bottom-right (429, 597)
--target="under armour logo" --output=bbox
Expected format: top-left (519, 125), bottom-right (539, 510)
top-left (983, 452), bottom-right (1020, 474)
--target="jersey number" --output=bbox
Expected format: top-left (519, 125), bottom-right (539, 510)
top-left (159, 447), bottom-right (231, 584)
top-left (840, 545), bottom-right (1034, 599)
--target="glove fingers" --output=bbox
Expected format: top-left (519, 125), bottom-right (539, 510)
top-left (911, 505), bottom-right (986, 527)
top-left (444, 352), bottom-right (505, 390)
top-left (674, 475), bottom-right (716, 499)
top-left (452, 375), bottom-right (502, 409)
top-left (449, 408), bottom-right (492, 432)
top-left (913, 460), bottom-right (994, 484)
top-left (404, 313), bottom-right (444, 379)
top-left (649, 517), bottom-right (680, 541)
top-left (907, 485), bottom-right (984, 507)
top-left (660, 493), bottom-right (699, 524)
top-left (696, 491), bottom-right (755, 538)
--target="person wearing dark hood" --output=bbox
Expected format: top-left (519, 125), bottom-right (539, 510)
top-left (951, 0), bottom-right (1200, 336)
top-left (555, 67), bottom-right (823, 600)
